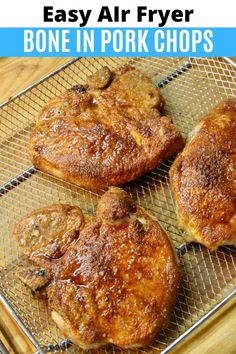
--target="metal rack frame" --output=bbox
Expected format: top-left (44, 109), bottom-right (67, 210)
top-left (0, 57), bottom-right (235, 354)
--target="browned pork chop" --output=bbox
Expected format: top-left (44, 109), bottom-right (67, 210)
top-left (14, 188), bottom-right (181, 349)
top-left (170, 99), bottom-right (236, 251)
top-left (30, 66), bottom-right (183, 191)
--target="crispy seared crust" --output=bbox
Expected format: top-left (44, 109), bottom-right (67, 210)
top-left (49, 208), bottom-right (181, 348)
top-left (30, 66), bottom-right (183, 191)
top-left (14, 187), bottom-right (181, 349)
top-left (169, 99), bottom-right (236, 251)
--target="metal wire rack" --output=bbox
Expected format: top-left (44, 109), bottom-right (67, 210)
top-left (0, 57), bottom-right (235, 354)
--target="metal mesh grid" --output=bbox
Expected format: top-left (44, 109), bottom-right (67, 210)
top-left (0, 57), bottom-right (236, 353)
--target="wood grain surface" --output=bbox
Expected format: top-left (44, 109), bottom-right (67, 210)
top-left (0, 57), bottom-right (71, 103)
top-left (0, 57), bottom-right (235, 354)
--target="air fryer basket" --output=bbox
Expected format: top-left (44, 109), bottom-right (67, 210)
top-left (0, 57), bottom-right (235, 353)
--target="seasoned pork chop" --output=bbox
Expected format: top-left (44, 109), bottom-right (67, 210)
top-left (14, 188), bottom-right (181, 349)
top-left (30, 66), bottom-right (183, 190)
top-left (170, 99), bottom-right (236, 251)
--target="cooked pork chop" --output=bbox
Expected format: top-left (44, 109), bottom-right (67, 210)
top-left (14, 188), bottom-right (181, 349)
top-left (30, 66), bottom-right (183, 191)
top-left (170, 99), bottom-right (236, 251)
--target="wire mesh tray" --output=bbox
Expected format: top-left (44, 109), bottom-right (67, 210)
top-left (0, 57), bottom-right (236, 354)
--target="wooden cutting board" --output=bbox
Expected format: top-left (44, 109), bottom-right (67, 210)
top-left (0, 57), bottom-right (235, 354)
